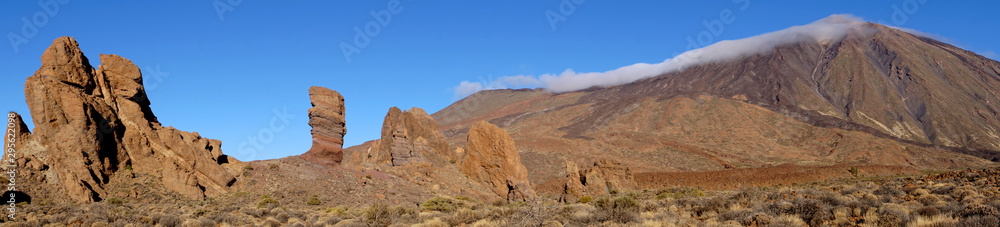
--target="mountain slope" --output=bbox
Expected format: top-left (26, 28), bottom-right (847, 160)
top-left (430, 23), bottom-right (997, 187)
top-left (576, 23), bottom-right (1000, 158)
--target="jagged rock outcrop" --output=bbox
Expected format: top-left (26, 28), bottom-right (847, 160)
top-left (560, 159), bottom-right (638, 202)
top-left (2, 112), bottom-right (31, 165)
top-left (300, 86), bottom-right (346, 166)
top-left (4, 112), bottom-right (31, 145)
top-left (460, 121), bottom-right (536, 202)
top-left (367, 107), bottom-right (452, 167)
top-left (559, 161), bottom-right (585, 203)
top-left (583, 159), bottom-right (638, 194)
top-left (21, 37), bottom-right (234, 202)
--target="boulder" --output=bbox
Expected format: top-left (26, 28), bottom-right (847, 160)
top-left (560, 159), bottom-right (638, 201)
top-left (22, 37), bottom-right (234, 202)
top-left (582, 159), bottom-right (638, 195)
top-left (369, 107), bottom-right (452, 166)
top-left (460, 121), bottom-right (536, 202)
top-left (300, 86), bottom-right (346, 166)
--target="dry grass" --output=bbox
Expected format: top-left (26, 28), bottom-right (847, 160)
top-left (3, 167), bottom-right (999, 226)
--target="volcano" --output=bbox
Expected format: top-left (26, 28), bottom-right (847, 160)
top-left (427, 19), bottom-right (999, 190)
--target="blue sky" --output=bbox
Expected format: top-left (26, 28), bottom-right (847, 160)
top-left (2, 1), bottom-right (998, 161)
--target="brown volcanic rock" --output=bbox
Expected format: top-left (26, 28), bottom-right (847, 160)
top-left (300, 86), bottom-right (346, 166)
top-left (22, 37), bottom-right (234, 202)
top-left (4, 112), bottom-right (31, 147)
top-left (367, 107), bottom-right (452, 167)
top-left (559, 159), bottom-right (637, 202)
top-left (582, 159), bottom-right (638, 195)
top-left (461, 121), bottom-right (536, 202)
top-left (559, 161), bottom-right (584, 203)
top-left (3, 112), bottom-right (32, 167)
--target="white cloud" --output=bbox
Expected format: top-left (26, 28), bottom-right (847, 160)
top-left (453, 81), bottom-right (485, 98)
top-left (453, 14), bottom-right (877, 97)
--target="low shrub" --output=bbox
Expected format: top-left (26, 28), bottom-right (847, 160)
top-left (257, 195), bottom-right (280, 209)
top-left (959, 215), bottom-right (1000, 227)
top-left (105, 197), bottom-right (123, 206)
top-left (421, 197), bottom-right (455, 213)
top-left (326, 206), bottom-right (349, 216)
top-left (363, 203), bottom-right (399, 226)
top-left (155, 213), bottom-right (181, 226)
top-left (307, 195), bottom-right (321, 206)
top-left (445, 208), bottom-right (480, 225)
top-left (876, 204), bottom-right (913, 227)
top-left (595, 194), bottom-right (640, 223)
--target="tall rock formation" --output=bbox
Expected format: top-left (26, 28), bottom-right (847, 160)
top-left (559, 161), bottom-right (585, 203)
top-left (300, 86), bottom-right (346, 167)
top-left (367, 107), bottom-right (452, 167)
top-left (21, 37), bottom-right (235, 202)
top-left (461, 121), bottom-right (536, 202)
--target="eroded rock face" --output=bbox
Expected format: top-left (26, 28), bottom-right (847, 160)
top-left (583, 159), bottom-right (638, 194)
top-left (559, 161), bottom-right (585, 203)
top-left (300, 86), bottom-right (346, 166)
top-left (368, 107), bottom-right (452, 167)
top-left (4, 112), bottom-right (31, 142)
top-left (461, 121), bottom-right (536, 202)
top-left (560, 159), bottom-right (638, 201)
top-left (3, 112), bottom-right (31, 163)
top-left (22, 37), bottom-right (234, 202)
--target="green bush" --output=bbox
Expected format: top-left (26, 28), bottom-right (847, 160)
top-left (578, 196), bottom-right (594, 203)
top-left (849, 166), bottom-right (859, 177)
top-left (307, 195), bottom-right (321, 206)
top-left (106, 197), bottom-right (123, 206)
top-left (257, 195), bottom-right (280, 208)
top-left (421, 197), bottom-right (455, 212)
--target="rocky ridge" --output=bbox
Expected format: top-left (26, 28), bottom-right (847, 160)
top-left (16, 37), bottom-right (236, 202)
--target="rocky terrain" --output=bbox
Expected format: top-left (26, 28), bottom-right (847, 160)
top-left (6, 162), bottom-right (1000, 226)
top-left (5, 37), bottom-right (237, 204)
top-left (3, 19), bottom-right (1000, 226)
